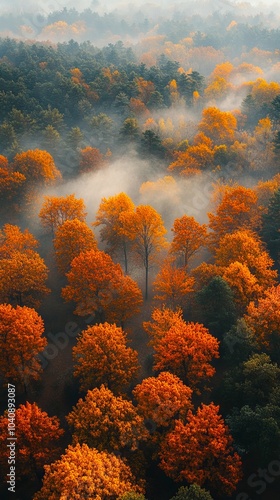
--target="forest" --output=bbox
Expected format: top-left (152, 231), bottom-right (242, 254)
top-left (0, 1), bottom-right (280, 499)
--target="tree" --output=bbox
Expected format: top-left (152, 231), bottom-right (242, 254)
top-left (170, 485), bottom-right (213, 500)
top-left (215, 230), bottom-right (277, 289)
top-left (0, 304), bottom-right (46, 389)
top-left (0, 402), bottom-right (63, 481)
top-left (79, 146), bottom-right (105, 174)
top-left (11, 149), bottom-right (61, 185)
top-left (208, 186), bottom-right (261, 247)
top-left (143, 307), bottom-right (184, 347)
top-left (72, 322), bottom-right (139, 394)
top-left (67, 385), bottom-right (147, 451)
top-left (122, 205), bottom-right (167, 299)
top-left (118, 493), bottom-right (146, 500)
top-left (53, 218), bottom-right (97, 274)
top-left (34, 443), bottom-right (143, 500)
top-left (195, 276), bottom-right (237, 338)
top-left (39, 194), bottom-right (87, 235)
top-left (170, 215), bottom-right (207, 269)
top-left (245, 285), bottom-right (280, 353)
top-left (222, 261), bottom-right (263, 313)
top-left (0, 250), bottom-right (50, 308)
top-left (261, 187), bottom-right (280, 262)
top-left (159, 403), bottom-right (242, 495)
top-left (0, 224), bottom-right (38, 258)
top-left (133, 372), bottom-right (192, 429)
top-left (153, 261), bottom-right (194, 310)
top-left (94, 192), bottom-right (135, 274)
top-left (198, 107), bottom-right (237, 145)
top-left (62, 249), bottom-right (143, 324)
top-left (153, 319), bottom-right (219, 391)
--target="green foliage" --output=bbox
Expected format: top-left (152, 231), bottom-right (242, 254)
top-left (261, 188), bottom-right (280, 262)
top-left (170, 485), bottom-right (213, 500)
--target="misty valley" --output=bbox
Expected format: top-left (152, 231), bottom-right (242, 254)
top-left (0, 1), bottom-right (280, 499)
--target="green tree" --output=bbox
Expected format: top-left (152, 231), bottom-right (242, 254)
top-left (261, 187), bottom-right (280, 262)
top-left (170, 485), bottom-right (213, 500)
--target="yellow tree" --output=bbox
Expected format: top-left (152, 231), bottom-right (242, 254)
top-left (53, 218), bottom-right (97, 274)
top-left (34, 443), bottom-right (143, 500)
top-left (170, 215), bottom-right (208, 268)
top-left (62, 249), bottom-right (142, 325)
top-left (133, 372), bottom-right (193, 430)
top-left (94, 192), bottom-right (135, 274)
top-left (11, 149), bottom-right (61, 185)
top-left (122, 205), bottom-right (167, 299)
top-left (72, 322), bottom-right (139, 394)
top-left (67, 385), bottom-right (147, 451)
top-left (39, 194), bottom-right (87, 235)
top-left (0, 402), bottom-right (63, 481)
top-left (153, 260), bottom-right (194, 310)
top-left (0, 304), bottom-right (46, 389)
top-left (198, 107), bottom-right (237, 145)
top-left (215, 229), bottom-right (277, 289)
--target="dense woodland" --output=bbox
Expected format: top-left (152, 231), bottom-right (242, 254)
top-left (0, 2), bottom-right (280, 499)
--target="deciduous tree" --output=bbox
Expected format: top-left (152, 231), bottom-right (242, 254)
top-left (53, 218), bottom-right (97, 274)
top-left (143, 307), bottom-right (184, 347)
top-left (198, 107), bottom-right (237, 145)
top-left (11, 149), bottom-right (61, 185)
top-left (62, 249), bottom-right (142, 324)
top-left (0, 402), bottom-right (63, 480)
top-left (170, 215), bottom-right (207, 268)
top-left (34, 443), bottom-right (143, 500)
top-left (39, 194), bottom-right (87, 235)
top-left (170, 485), bottom-right (214, 500)
top-left (159, 403), bottom-right (242, 495)
top-left (133, 372), bottom-right (192, 429)
top-left (0, 304), bottom-right (46, 389)
top-left (72, 322), bottom-right (139, 394)
top-left (153, 319), bottom-right (219, 391)
top-left (67, 385), bottom-right (147, 451)
top-left (153, 260), bottom-right (194, 310)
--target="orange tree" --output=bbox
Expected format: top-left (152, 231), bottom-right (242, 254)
top-left (133, 372), bottom-right (193, 430)
top-left (0, 402), bottom-right (63, 481)
top-left (53, 218), bottom-right (97, 274)
top-left (244, 285), bottom-right (280, 354)
top-left (208, 186), bottom-right (261, 247)
top-left (0, 304), bottom-right (46, 389)
top-left (79, 146), bottom-right (105, 174)
top-left (0, 224), bottom-right (38, 258)
top-left (122, 205), bottom-right (167, 299)
top-left (143, 307), bottom-right (184, 347)
top-left (62, 248), bottom-right (142, 325)
top-left (170, 215), bottom-right (208, 268)
top-left (159, 403), bottom-right (242, 496)
top-left (198, 107), bottom-right (237, 145)
top-left (93, 192), bottom-right (135, 274)
top-left (67, 385), bottom-right (147, 452)
top-left (153, 319), bottom-right (219, 392)
top-left (72, 322), bottom-right (139, 394)
top-left (152, 260), bottom-right (194, 310)
top-left (33, 443), bottom-right (144, 500)
top-left (0, 250), bottom-right (50, 308)
top-left (39, 194), bottom-right (87, 235)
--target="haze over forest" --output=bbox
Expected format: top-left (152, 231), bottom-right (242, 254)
top-left (0, 1), bottom-right (280, 499)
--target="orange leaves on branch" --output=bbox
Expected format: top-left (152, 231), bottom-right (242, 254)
top-left (79, 146), bottom-right (106, 174)
top-left (39, 194), bottom-right (87, 235)
top-left (159, 403), bottom-right (242, 495)
top-left (67, 385), bottom-right (148, 452)
top-left (153, 261), bottom-right (194, 310)
top-left (245, 285), bottom-right (280, 349)
top-left (133, 372), bottom-right (193, 429)
top-left (0, 224), bottom-right (38, 258)
top-left (198, 107), bottom-right (237, 145)
top-left (11, 149), bottom-right (61, 186)
top-left (53, 218), bottom-right (97, 274)
top-left (170, 215), bottom-right (208, 268)
top-left (62, 249), bottom-right (142, 324)
top-left (0, 402), bottom-right (63, 481)
top-left (153, 319), bottom-right (219, 391)
top-left (34, 443), bottom-right (143, 500)
top-left (72, 322), bottom-right (139, 394)
top-left (0, 304), bottom-right (46, 387)
top-left (143, 306), bottom-right (183, 347)
top-left (208, 185), bottom-right (261, 246)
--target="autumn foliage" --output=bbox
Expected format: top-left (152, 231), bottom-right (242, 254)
top-left (72, 322), bottom-right (139, 393)
top-left (39, 194), bottom-right (87, 234)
